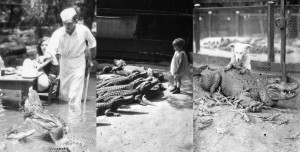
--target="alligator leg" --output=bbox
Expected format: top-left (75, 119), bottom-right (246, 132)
top-left (6, 129), bottom-right (36, 140)
top-left (105, 109), bottom-right (120, 117)
top-left (96, 108), bottom-right (105, 116)
top-left (239, 68), bottom-right (250, 75)
top-left (211, 91), bottom-right (226, 102)
top-left (225, 62), bottom-right (244, 70)
top-left (0, 142), bottom-right (6, 151)
top-left (209, 73), bottom-right (222, 97)
top-left (135, 95), bottom-right (154, 106)
top-left (236, 92), bottom-right (263, 112)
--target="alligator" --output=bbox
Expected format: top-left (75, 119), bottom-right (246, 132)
top-left (97, 78), bottom-right (160, 105)
top-left (96, 95), bottom-right (135, 116)
top-left (25, 110), bottom-right (95, 147)
top-left (98, 59), bottom-right (165, 82)
top-left (100, 59), bottom-right (147, 76)
top-left (199, 68), bottom-right (299, 112)
top-left (0, 88), bottom-right (42, 151)
top-left (96, 77), bottom-right (147, 96)
top-left (0, 88), bottom-right (96, 151)
top-left (96, 71), bottom-right (148, 88)
top-left (0, 123), bottom-right (36, 151)
top-left (0, 88), bottom-right (95, 151)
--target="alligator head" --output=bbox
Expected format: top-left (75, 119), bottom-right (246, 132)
top-left (260, 78), bottom-right (299, 106)
top-left (131, 78), bottom-right (147, 89)
top-left (126, 71), bottom-right (147, 80)
top-left (114, 59), bottom-right (126, 67)
top-left (24, 111), bottom-right (68, 142)
top-left (137, 78), bottom-right (160, 93)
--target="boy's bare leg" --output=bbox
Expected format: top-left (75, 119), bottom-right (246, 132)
top-left (173, 76), bottom-right (181, 94)
top-left (177, 77), bottom-right (182, 88)
top-left (170, 75), bottom-right (178, 92)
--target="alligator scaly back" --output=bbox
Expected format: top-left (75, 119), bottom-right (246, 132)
top-left (97, 89), bottom-right (139, 103)
top-left (96, 71), bottom-right (148, 88)
top-left (24, 87), bottom-right (43, 113)
top-left (96, 78), bottom-right (145, 95)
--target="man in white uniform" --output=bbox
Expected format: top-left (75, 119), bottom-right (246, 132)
top-left (43, 8), bottom-right (96, 104)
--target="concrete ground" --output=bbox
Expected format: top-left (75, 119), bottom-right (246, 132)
top-left (97, 63), bottom-right (193, 152)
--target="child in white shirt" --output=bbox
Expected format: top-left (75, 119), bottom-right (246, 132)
top-left (170, 38), bottom-right (189, 94)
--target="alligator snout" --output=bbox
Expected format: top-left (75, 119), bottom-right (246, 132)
top-left (268, 82), bottom-right (299, 91)
top-left (267, 81), bottom-right (299, 100)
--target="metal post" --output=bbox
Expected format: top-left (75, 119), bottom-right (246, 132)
top-left (208, 11), bottom-right (212, 37)
top-left (279, 0), bottom-right (286, 82)
top-left (267, 1), bottom-right (275, 62)
top-left (235, 11), bottom-right (240, 37)
top-left (280, 0), bottom-right (287, 82)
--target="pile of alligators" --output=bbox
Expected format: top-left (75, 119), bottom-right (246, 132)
top-left (96, 60), bottom-right (165, 116)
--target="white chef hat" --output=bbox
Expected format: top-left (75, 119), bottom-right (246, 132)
top-left (60, 8), bottom-right (76, 22)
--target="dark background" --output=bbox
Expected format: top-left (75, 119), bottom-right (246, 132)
top-left (97, 0), bottom-right (193, 62)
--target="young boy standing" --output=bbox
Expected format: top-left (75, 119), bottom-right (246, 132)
top-left (170, 38), bottom-right (189, 94)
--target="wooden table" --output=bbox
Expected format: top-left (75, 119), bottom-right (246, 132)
top-left (0, 74), bottom-right (37, 99)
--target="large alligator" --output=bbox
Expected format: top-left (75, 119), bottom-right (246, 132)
top-left (97, 79), bottom-right (159, 104)
top-left (97, 95), bottom-right (134, 116)
top-left (96, 77), bottom-right (147, 96)
top-left (100, 59), bottom-right (148, 76)
top-left (200, 68), bottom-right (299, 112)
top-left (1, 88), bottom-right (95, 151)
top-left (97, 83), bottom-right (164, 117)
top-left (96, 71), bottom-right (148, 88)
top-left (25, 89), bottom-right (96, 147)
top-left (98, 59), bottom-right (165, 82)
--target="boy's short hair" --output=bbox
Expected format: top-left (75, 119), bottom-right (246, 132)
top-left (172, 38), bottom-right (185, 49)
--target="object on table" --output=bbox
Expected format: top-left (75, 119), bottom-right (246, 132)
top-left (15, 66), bottom-right (22, 76)
top-left (21, 59), bottom-right (38, 78)
top-left (4, 67), bottom-right (16, 75)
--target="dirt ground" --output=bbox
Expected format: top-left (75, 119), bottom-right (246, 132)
top-left (96, 63), bottom-right (193, 152)
top-left (193, 63), bottom-right (300, 152)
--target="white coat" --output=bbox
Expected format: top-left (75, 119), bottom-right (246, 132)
top-left (46, 24), bottom-right (96, 104)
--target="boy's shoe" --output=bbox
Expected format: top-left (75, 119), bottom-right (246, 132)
top-left (169, 86), bottom-right (177, 92)
top-left (172, 88), bottom-right (181, 94)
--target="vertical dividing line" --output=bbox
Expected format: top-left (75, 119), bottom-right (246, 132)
top-left (193, 9), bottom-right (200, 53)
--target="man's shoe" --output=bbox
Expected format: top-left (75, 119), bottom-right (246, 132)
top-left (172, 88), bottom-right (181, 94)
top-left (169, 86), bottom-right (177, 92)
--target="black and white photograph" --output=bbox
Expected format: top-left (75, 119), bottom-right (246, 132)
top-left (193, 0), bottom-right (300, 151)
top-left (95, 0), bottom-right (193, 151)
top-left (2, 0), bottom-right (300, 151)
top-left (0, 0), bottom-right (97, 152)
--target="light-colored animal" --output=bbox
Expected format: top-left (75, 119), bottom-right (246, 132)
top-left (225, 43), bottom-right (253, 73)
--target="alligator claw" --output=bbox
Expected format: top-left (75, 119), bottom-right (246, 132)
top-left (105, 109), bottom-right (120, 117)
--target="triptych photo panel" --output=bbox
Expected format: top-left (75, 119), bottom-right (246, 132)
top-left (0, 0), bottom-right (300, 152)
